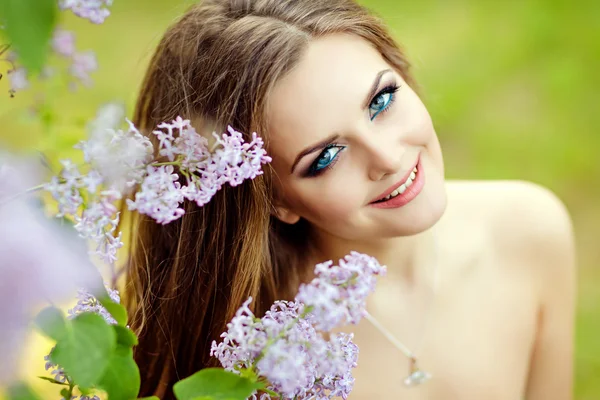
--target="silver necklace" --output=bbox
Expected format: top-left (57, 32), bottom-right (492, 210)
top-left (364, 232), bottom-right (440, 388)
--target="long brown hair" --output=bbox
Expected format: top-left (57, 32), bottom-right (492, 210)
top-left (124, 0), bottom-right (414, 397)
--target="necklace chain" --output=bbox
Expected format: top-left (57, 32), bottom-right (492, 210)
top-left (364, 231), bottom-right (440, 388)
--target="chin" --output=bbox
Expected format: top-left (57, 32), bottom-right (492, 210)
top-left (379, 169), bottom-right (448, 237)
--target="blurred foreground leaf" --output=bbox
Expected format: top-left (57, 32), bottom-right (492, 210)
top-left (49, 312), bottom-right (116, 389)
top-left (99, 293), bottom-right (129, 326)
top-left (173, 368), bottom-right (264, 400)
top-left (0, 0), bottom-right (58, 73)
top-left (35, 306), bottom-right (67, 341)
top-left (113, 324), bottom-right (138, 347)
top-left (98, 345), bottom-right (141, 400)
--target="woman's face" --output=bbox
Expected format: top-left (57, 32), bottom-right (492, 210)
top-left (266, 33), bottom-right (447, 242)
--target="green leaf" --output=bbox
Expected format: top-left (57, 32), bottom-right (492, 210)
top-left (0, 0), bottom-right (58, 73)
top-left (113, 324), bottom-right (138, 347)
top-left (98, 292), bottom-right (129, 326)
top-left (34, 306), bottom-right (67, 341)
top-left (36, 376), bottom-right (68, 386)
top-left (60, 388), bottom-right (70, 399)
top-left (137, 397), bottom-right (160, 400)
top-left (98, 345), bottom-right (141, 400)
top-left (173, 368), bottom-right (264, 400)
top-left (51, 312), bottom-right (116, 389)
top-left (6, 382), bottom-right (41, 400)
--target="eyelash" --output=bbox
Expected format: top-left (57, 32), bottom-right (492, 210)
top-left (305, 144), bottom-right (345, 177)
top-left (369, 83), bottom-right (400, 120)
top-left (305, 83), bottom-right (400, 177)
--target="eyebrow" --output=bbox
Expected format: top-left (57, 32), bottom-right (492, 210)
top-left (362, 68), bottom-right (393, 108)
top-left (289, 69), bottom-right (393, 174)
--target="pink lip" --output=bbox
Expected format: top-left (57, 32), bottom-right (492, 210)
top-left (369, 158), bottom-right (424, 209)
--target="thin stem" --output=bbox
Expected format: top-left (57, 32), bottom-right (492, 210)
top-left (26, 183), bottom-right (46, 193)
top-left (0, 183), bottom-right (48, 207)
top-left (151, 161), bottom-right (180, 167)
top-left (363, 311), bottom-right (414, 360)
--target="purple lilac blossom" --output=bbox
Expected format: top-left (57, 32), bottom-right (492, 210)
top-left (0, 157), bottom-right (102, 385)
top-left (211, 298), bottom-right (359, 399)
top-left (127, 118), bottom-right (271, 222)
top-left (126, 165), bottom-right (185, 224)
top-left (45, 160), bottom-right (85, 217)
top-left (295, 251), bottom-right (387, 332)
top-left (58, 0), bottom-right (112, 24)
top-left (7, 67), bottom-right (29, 92)
top-left (75, 108), bottom-right (153, 191)
top-left (52, 29), bottom-right (76, 57)
top-left (69, 50), bottom-right (98, 87)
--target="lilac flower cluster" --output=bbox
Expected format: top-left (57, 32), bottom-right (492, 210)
top-left (7, 28), bottom-right (98, 95)
top-left (0, 157), bottom-right (102, 385)
top-left (51, 28), bottom-right (98, 88)
top-left (211, 253), bottom-right (385, 399)
top-left (46, 108), bottom-right (270, 271)
top-left (211, 298), bottom-right (358, 399)
top-left (127, 117), bottom-right (272, 224)
top-left (44, 285), bottom-right (119, 397)
top-left (296, 251), bottom-right (387, 332)
top-left (58, 0), bottom-right (113, 24)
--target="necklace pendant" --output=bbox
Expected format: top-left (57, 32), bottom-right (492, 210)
top-left (403, 357), bottom-right (432, 388)
top-left (403, 369), bottom-right (432, 387)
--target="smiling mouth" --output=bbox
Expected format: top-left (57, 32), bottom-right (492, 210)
top-left (372, 166), bottom-right (419, 203)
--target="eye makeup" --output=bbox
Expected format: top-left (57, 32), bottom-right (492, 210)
top-left (304, 144), bottom-right (346, 177)
top-left (303, 81), bottom-right (401, 177)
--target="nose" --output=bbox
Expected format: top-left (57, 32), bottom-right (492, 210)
top-left (362, 134), bottom-right (404, 181)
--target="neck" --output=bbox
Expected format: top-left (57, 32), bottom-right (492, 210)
top-left (309, 226), bottom-right (439, 288)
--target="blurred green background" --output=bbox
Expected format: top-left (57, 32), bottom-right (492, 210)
top-left (0, 0), bottom-right (598, 398)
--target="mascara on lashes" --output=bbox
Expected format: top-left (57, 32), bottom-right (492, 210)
top-left (304, 82), bottom-right (401, 177)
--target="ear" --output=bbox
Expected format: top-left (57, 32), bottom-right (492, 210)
top-left (273, 205), bottom-right (301, 225)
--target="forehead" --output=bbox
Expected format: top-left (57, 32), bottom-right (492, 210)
top-left (265, 33), bottom-right (391, 168)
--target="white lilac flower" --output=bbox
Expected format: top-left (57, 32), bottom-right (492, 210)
top-left (211, 127), bottom-right (272, 186)
top-left (211, 298), bottom-right (358, 399)
top-left (0, 157), bottom-right (102, 385)
top-left (52, 29), bottom-right (76, 57)
top-left (295, 252), bottom-right (387, 332)
top-left (88, 102), bottom-right (125, 135)
top-left (138, 118), bottom-right (271, 215)
top-left (66, 285), bottom-right (120, 324)
top-left (8, 67), bottom-right (29, 92)
top-left (59, 0), bottom-right (112, 24)
top-left (73, 190), bottom-right (120, 240)
top-left (44, 160), bottom-right (85, 217)
top-left (69, 50), bottom-right (98, 87)
top-left (75, 110), bottom-right (153, 191)
top-left (126, 165), bottom-right (185, 224)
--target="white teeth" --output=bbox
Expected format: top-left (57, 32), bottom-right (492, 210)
top-left (379, 166), bottom-right (419, 202)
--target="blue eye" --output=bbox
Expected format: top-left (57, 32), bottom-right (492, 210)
top-left (307, 145), bottom-right (345, 176)
top-left (369, 84), bottom-right (399, 120)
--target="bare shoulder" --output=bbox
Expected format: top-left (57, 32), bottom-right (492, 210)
top-left (445, 180), bottom-right (574, 250)
top-left (443, 179), bottom-right (576, 295)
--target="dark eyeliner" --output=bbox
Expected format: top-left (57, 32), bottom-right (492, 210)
top-left (305, 144), bottom-right (345, 177)
top-left (369, 83), bottom-right (400, 120)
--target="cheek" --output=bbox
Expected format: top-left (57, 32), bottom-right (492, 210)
top-left (288, 179), bottom-right (366, 224)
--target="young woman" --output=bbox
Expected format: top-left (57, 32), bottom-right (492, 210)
top-left (124, 0), bottom-right (576, 398)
